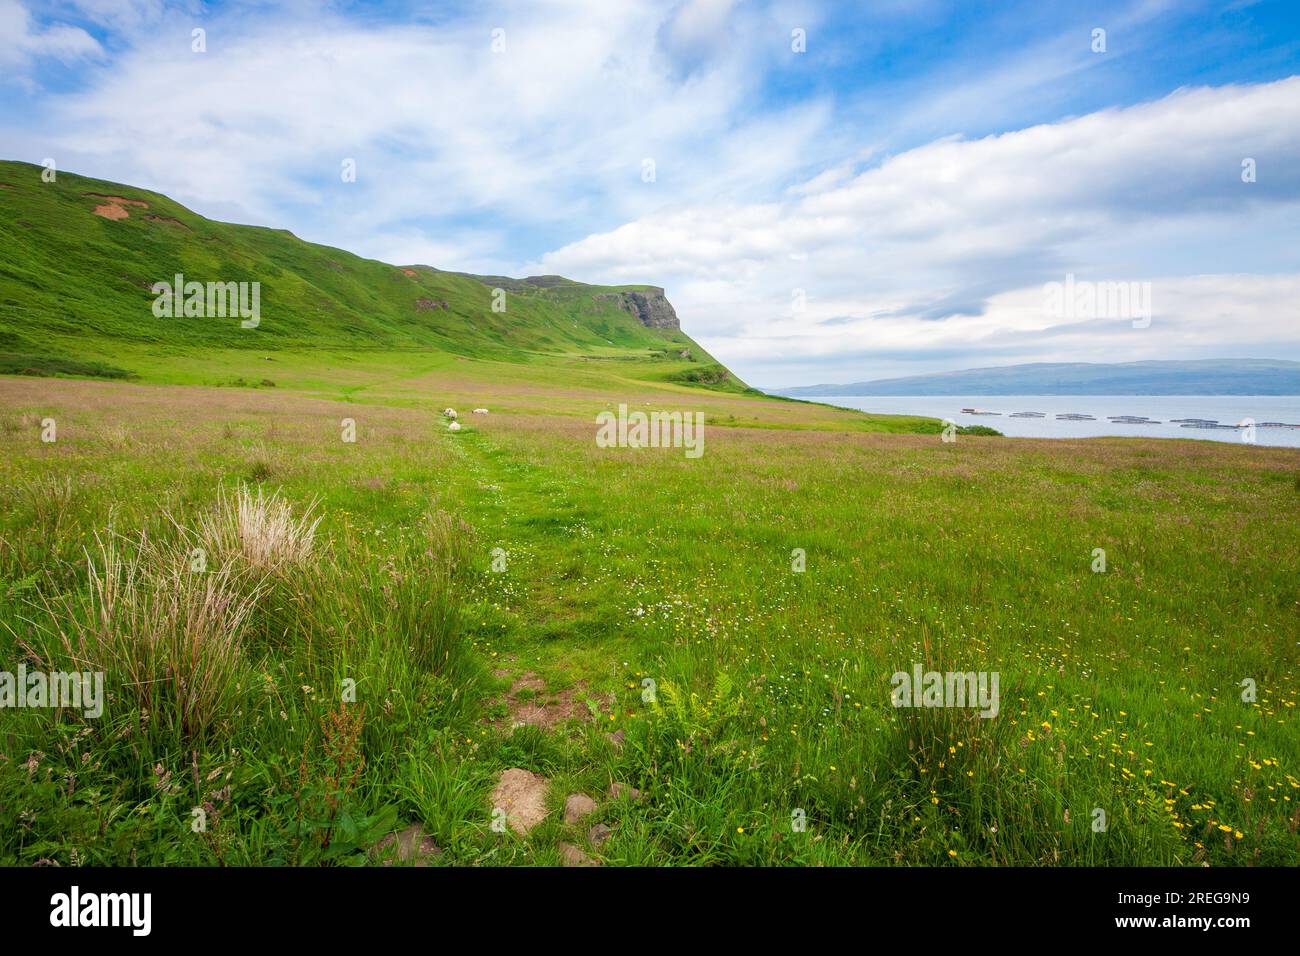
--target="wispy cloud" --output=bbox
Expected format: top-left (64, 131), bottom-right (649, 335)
top-left (19, 0), bottom-right (838, 267)
top-left (0, 0), bottom-right (101, 75)
top-left (534, 77), bottom-right (1300, 384)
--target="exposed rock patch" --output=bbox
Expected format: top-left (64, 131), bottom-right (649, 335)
top-left (563, 793), bottom-right (597, 825)
top-left (86, 193), bottom-right (149, 221)
top-left (491, 768), bottom-right (550, 835)
top-left (608, 782), bottom-right (642, 802)
top-left (558, 842), bottom-right (599, 867)
top-left (371, 824), bottom-right (441, 865)
top-left (93, 203), bottom-right (131, 221)
top-left (595, 288), bottom-right (680, 330)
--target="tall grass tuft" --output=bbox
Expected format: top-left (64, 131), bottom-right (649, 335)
top-left (34, 533), bottom-right (262, 741)
top-left (243, 444), bottom-right (278, 483)
top-left (291, 509), bottom-right (475, 677)
top-left (196, 484), bottom-right (321, 573)
top-left (18, 488), bottom-right (324, 742)
top-left (0, 476), bottom-right (84, 583)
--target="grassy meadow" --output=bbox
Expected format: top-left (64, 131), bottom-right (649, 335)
top-left (1, 357), bottom-right (1296, 866)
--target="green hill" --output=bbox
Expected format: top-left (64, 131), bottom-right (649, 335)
top-left (0, 159), bottom-right (740, 390)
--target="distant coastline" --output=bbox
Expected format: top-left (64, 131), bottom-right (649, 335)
top-left (799, 394), bottom-right (1300, 448)
top-left (775, 359), bottom-right (1300, 397)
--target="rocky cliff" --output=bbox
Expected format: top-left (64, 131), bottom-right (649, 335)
top-left (595, 288), bottom-right (681, 330)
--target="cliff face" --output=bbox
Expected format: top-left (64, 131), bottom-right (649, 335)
top-left (596, 288), bottom-right (680, 330)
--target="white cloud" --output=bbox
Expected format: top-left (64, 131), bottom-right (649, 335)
top-left (32, 0), bottom-right (835, 265)
top-left (709, 273), bottom-right (1300, 383)
top-left (0, 0), bottom-right (101, 71)
top-left (531, 76), bottom-right (1300, 384)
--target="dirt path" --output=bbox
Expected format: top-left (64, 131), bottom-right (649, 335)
top-left (440, 423), bottom-right (641, 863)
top-left (448, 424), bottom-right (621, 691)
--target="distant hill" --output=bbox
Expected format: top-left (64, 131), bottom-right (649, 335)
top-left (0, 159), bottom-right (742, 389)
top-left (777, 360), bottom-right (1300, 396)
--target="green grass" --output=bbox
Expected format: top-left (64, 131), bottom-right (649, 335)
top-left (0, 369), bottom-right (1294, 867)
top-left (0, 351), bottom-right (133, 380)
top-left (0, 161), bottom-right (1293, 867)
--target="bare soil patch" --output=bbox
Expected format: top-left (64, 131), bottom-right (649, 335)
top-left (143, 214), bottom-right (190, 229)
top-left (490, 670), bottom-right (589, 729)
top-left (86, 193), bottom-right (149, 221)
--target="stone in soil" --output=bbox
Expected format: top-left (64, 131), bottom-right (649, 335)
top-left (559, 842), bottom-right (599, 867)
top-left (563, 793), bottom-right (597, 824)
top-left (491, 768), bottom-right (550, 835)
top-left (371, 824), bottom-right (441, 866)
top-left (608, 781), bottom-right (642, 802)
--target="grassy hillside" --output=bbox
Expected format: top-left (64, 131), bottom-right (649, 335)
top-left (0, 159), bottom-right (734, 390)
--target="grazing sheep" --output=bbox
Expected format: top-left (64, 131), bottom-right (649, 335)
top-left (473, 408), bottom-right (489, 415)
top-left (444, 408), bottom-right (458, 419)
top-left (448, 421), bottom-right (461, 432)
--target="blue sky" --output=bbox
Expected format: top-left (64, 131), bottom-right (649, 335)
top-left (2, 0), bottom-right (1298, 385)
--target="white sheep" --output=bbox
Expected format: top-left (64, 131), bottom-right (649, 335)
top-left (444, 407), bottom-right (458, 419)
top-left (448, 421), bottom-right (461, 432)
top-left (473, 408), bottom-right (489, 415)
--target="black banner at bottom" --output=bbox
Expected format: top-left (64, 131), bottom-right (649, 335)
top-left (0, 865), bottom-right (1280, 941)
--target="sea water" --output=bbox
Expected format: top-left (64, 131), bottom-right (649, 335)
top-left (815, 395), bottom-right (1300, 448)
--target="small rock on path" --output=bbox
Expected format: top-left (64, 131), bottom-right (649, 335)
top-left (564, 793), bottom-right (597, 824)
top-left (559, 842), bottom-right (599, 867)
top-left (608, 781), bottom-right (642, 802)
top-left (371, 824), bottom-right (441, 866)
top-left (491, 768), bottom-right (550, 835)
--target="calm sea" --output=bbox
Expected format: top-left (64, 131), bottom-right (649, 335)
top-left (814, 395), bottom-right (1300, 448)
